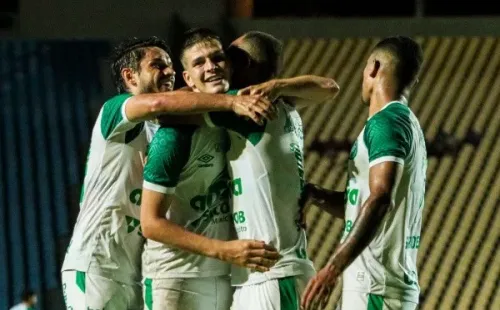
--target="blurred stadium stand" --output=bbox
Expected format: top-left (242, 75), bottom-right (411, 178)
top-left (0, 40), bottom-right (110, 309)
top-left (1, 1), bottom-right (500, 309)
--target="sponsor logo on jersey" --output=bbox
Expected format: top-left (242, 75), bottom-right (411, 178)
top-left (197, 154), bottom-right (214, 167)
top-left (291, 143), bottom-right (306, 231)
top-left (345, 187), bottom-right (359, 206)
top-left (233, 210), bottom-right (248, 234)
top-left (342, 219), bottom-right (354, 239)
top-left (129, 188), bottom-right (142, 206)
top-left (284, 112), bottom-right (304, 140)
top-left (290, 143), bottom-right (305, 191)
top-left (232, 178), bottom-right (243, 196)
top-left (232, 211), bottom-right (246, 224)
top-left (188, 172), bottom-right (231, 230)
top-left (125, 215), bottom-right (142, 236)
top-left (405, 235), bottom-right (420, 249)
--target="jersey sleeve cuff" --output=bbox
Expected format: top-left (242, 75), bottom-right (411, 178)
top-left (121, 96), bottom-right (139, 124)
top-left (203, 113), bottom-right (216, 128)
top-left (369, 156), bottom-right (404, 168)
top-left (143, 180), bottom-right (176, 194)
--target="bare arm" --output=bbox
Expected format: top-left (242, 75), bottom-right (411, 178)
top-left (300, 161), bottom-right (402, 309)
top-left (302, 183), bottom-right (345, 219)
top-left (301, 110), bottom-right (412, 309)
top-left (327, 161), bottom-right (402, 273)
top-left (238, 75), bottom-right (340, 108)
top-left (275, 75), bottom-right (340, 107)
top-left (125, 91), bottom-right (230, 122)
top-left (125, 91), bottom-right (274, 124)
top-left (141, 189), bottom-right (220, 258)
top-left (140, 189), bottom-right (280, 272)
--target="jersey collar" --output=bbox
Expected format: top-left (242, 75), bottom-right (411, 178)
top-left (367, 100), bottom-right (406, 121)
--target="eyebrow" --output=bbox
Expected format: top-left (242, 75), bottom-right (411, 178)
top-left (191, 56), bottom-right (204, 65)
top-left (150, 57), bottom-right (172, 65)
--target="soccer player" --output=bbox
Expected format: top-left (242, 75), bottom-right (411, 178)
top-left (9, 290), bottom-right (37, 310)
top-left (61, 36), bottom-right (274, 310)
top-left (140, 29), bottom-right (280, 310)
top-left (203, 31), bottom-right (340, 309)
top-left (300, 36), bottom-right (426, 310)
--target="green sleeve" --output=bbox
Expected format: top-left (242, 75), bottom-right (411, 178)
top-left (203, 89), bottom-right (265, 145)
top-left (364, 103), bottom-right (412, 166)
top-left (142, 126), bottom-right (195, 193)
top-left (205, 112), bottom-right (265, 146)
top-left (100, 93), bottom-right (142, 141)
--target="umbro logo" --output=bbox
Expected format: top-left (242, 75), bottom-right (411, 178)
top-left (197, 154), bottom-right (214, 163)
top-left (197, 154), bottom-right (214, 167)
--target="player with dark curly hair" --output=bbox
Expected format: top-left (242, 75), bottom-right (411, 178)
top-left (61, 36), bottom-right (274, 310)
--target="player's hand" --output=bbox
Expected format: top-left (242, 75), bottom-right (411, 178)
top-left (218, 240), bottom-right (280, 272)
top-left (230, 94), bottom-right (276, 125)
top-left (238, 79), bottom-right (281, 102)
top-left (301, 264), bottom-right (339, 310)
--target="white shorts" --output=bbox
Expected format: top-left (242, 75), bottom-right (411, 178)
top-left (61, 270), bottom-right (142, 310)
top-left (143, 275), bottom-right (233, 310)
top-left (337, 291), bottom-right (418, 310)
top-left (231, 275), bottom-right (310, 310)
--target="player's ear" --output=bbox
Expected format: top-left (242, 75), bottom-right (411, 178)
top-left (369, 60), bottom-right (380, 78)
top-left (183, 70), bottom-right (195, 88)
top-left (121, 68), bottom-right (137, 88)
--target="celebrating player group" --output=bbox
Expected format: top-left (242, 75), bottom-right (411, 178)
top-left (62, 26), bottom-right (426, 310)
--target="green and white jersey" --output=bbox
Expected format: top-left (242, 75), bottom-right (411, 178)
top-left (62, 93), bottom-right (159, 285)
top-left (204, 97), bottom-right (316, 286)
top-left (142, 125), bottom-right (233, 279)
top-left (342, 101), bottom-right (427, 303)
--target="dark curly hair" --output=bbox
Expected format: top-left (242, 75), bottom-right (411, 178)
top-left (110, 36), bottom-right (171, 93)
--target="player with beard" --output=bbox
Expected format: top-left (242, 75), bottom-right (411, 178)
top-left (62, 36), bottom-right (274, 310)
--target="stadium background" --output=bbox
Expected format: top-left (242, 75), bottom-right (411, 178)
top-left (1, 0), bottom-right (499, 309)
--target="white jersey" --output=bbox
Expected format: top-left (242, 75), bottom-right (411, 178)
top-left (205, 97), bottom-right (315, 286)
top-left (142, 125), bottom-right (233, 279)
top-left (342, 101), bottom-right (426, 303)
top-left (9, 304), bottom-right (29, 310)
top-left (62, 93), bottom-right (159, 285)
